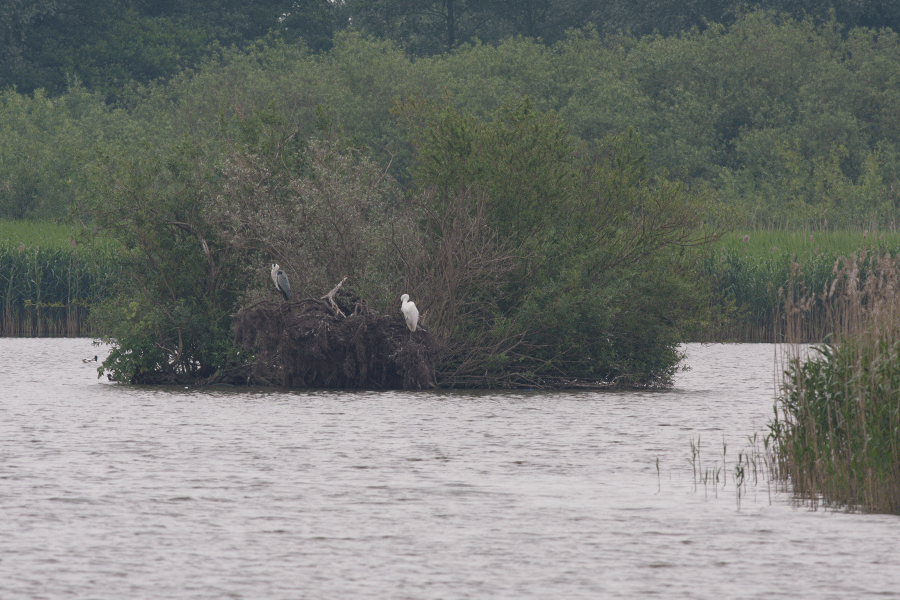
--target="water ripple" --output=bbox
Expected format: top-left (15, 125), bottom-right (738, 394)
top-left (0, 339), bottom-right (896, 599)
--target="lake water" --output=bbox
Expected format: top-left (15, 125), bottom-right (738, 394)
top-left (0, 339), bottom-right (897, 599)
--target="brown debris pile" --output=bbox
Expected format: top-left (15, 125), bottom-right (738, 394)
top-left (234, 288), bottom-right (436, 389)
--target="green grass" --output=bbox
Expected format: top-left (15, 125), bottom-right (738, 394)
top-left (713, 229), bottom-right (900, 256)
top-left (0, 218), bottom-right (77, 249)
top-left (697, 230), bottom-right (900, 342)
top-left (0, 219), bottom-right (120, 336)
top-left (0, 218), bottom-right (119, 251)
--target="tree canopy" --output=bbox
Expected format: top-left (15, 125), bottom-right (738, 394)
top-left (4, 1), bottom-right (900, 100)
top-left (5, 12), bottom-right (900, 227)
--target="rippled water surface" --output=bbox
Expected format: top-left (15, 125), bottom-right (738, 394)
top-left (1, 339), bottom-right (898, 599)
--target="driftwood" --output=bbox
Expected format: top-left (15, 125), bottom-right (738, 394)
top-left (234, 280), bottom-right (436, 389)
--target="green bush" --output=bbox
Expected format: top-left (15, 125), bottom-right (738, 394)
top-left (86, 135), bottom-right (246, 382)
top-left (398, 97), bottom-right (723, 385)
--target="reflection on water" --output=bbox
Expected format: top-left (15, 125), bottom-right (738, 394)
top-left (0, 339), bottom-right (897, 599)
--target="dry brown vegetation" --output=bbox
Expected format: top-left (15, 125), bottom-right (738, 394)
top-left (776, 252), bottom-right (900, 514)
top-left (209, 137), bottom-right (531, 388)
top-left (229, 185), bottom-right (532, 390)
top-left (390, 186), bottom-right (546, 387)
top-left (234, 283), bottom-right (436, 389)
top-left (207, 138), bottom-right (405, 304)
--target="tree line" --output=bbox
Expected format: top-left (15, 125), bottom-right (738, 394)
top-left (4, 0), bottom-right (900, 100)
top-left (4, 12), bottom-right (900, 228)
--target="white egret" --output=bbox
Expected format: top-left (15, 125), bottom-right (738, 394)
top-left (400, 294), bottom-right (419, 332)
top-left (270, 263), bottom-right (291, 301)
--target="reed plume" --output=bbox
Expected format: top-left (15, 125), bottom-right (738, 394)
top-left (776, 252), bottom-right (900, 514)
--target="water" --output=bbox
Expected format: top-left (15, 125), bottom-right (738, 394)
top-left (0, 339), bottom-right (897, 599)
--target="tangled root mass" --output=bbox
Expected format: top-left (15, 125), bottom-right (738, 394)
top-left (234, 289), bottom-right (436, 389)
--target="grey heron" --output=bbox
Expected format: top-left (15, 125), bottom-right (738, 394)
top-left (400, 294), bottom-right (418, 332)
top-left (270, 263), bottom-right (291, 301)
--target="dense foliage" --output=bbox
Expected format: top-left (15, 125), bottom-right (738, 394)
top-left (1, 0), bottom-right (339, 99)
top-left (4, 13), bottom-right (900, 228)
top-left (85, 137), bottom-right (248, 383)
top-left (396, 97), bottom-right (720, 384)
top-left (4, 1), bottom-right (900, 100)
top-left (79, 93), bottom-right (718, 385)
top-left (4, 10), bottom-right (900, 385)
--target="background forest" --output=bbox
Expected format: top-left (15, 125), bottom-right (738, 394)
top-left (3, 2), bottom-right (900, 386)
top-left (4, 2), bottom-right (900, 227)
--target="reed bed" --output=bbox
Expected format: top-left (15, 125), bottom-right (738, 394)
top-left (698, 229), bottom-right (900, 342)
top-left (774, 252), bottom-right (900, 514)
top-left (0, 220), bottom-right (119, 337)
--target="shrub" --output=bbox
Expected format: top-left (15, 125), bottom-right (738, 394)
top-left (397, 97), bottom-right (725, 385)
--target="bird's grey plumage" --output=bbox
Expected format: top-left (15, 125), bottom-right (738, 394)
top-left (271, 263), bottom-right (291, 301)
top-left (400, 293), bottom-right (418, 332)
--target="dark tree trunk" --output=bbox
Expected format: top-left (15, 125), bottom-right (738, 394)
top-left (446, 0), bottom-right (456, 51)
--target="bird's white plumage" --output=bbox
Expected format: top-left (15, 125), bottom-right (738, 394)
top-left (400, 293), bottom-right (418, 332)
top-left (270, 263), bottom-right (280, 288)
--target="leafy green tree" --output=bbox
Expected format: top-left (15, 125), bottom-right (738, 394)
top-left (0, 0), bottom-right (60, 80)
top-left (491, 0), bottom-right (595, 40)
top-left (3, 0), bottom-right (212, 99)
top-left (0, 82), bottom-right (124, 219)
top-left (0, 0), bottom-right (340, 100)
top-left (276, 0), bottom-right (342, 52)
top-left (85, 121), bottom-right (259, 383)
top-left (345, 0), bottom-right (501, 55)
top-left (752, 0), bottom-right (900, 32)
top-left (398, 97), bottom-right (723, 384)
